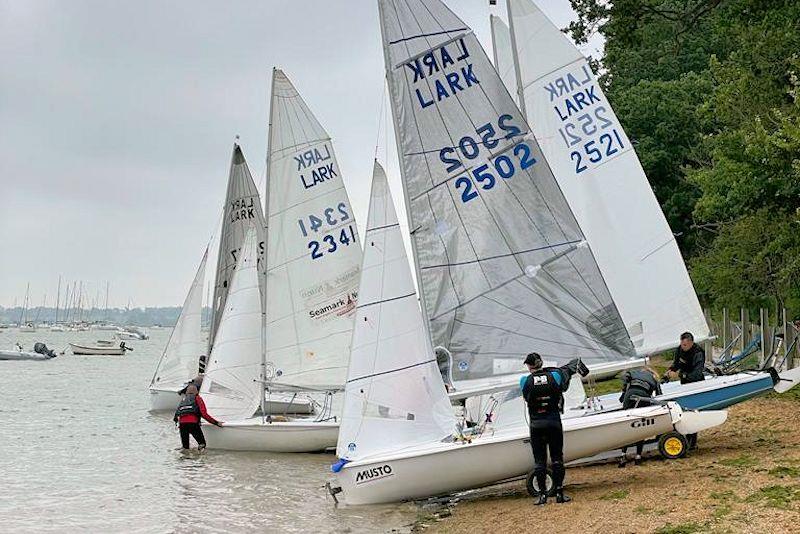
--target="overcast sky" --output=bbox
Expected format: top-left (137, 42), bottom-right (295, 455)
top-left (0, 0), bottom-right (599, 308)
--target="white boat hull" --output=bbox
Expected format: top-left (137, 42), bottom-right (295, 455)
top-left (69, 343), bottom-right (126, 356)
top-left (204, 417), bottom-right (338, 453)
top-left (149, 387), bottom-right (315, 415)
top-left (332, 403), bottom-right (725, 505)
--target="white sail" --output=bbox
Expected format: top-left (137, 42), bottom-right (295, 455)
top-left (337, 161), bottom-right (454, 461)
top-left (490, 15), bottom-right (518, 106)
top-left (201, 227), bottom-right (263, 421)
top-left (264, 69), bottom-right (362, 392)
top-left (506, 0), bottom-right (709, 353)
top-left (378, 0), bottom-right (635, 384)
top-left (209, 144), bottom-right (267, 352)
top-left (150, 248), bottom-right (208, 389)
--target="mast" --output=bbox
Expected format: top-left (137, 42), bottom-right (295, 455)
top-left (19, 283), bottom-right (29, 324)
top-left (506, 0), bottom-right (528, 117)
top-left (261, 71), bottom-right (278, 420)
top-left (55, 276), bottom-right (62, 324)
top-left (104, 281), bottom-right (110, 322)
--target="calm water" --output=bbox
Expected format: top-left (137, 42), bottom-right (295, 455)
top-left (0, 329), bottom-right (416, 533)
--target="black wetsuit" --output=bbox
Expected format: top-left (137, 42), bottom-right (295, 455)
top-left (619, 369), bottom-right (662, 457)
top-left (670, 344), bottom-right (706, 384)
top-left (522, 361), bottom-right (578, 494)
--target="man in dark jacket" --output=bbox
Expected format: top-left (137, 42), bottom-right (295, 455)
top-left (618, 367), bottom-right (661, 467)
top-left (668, 332), bottom-right (706, 384)
top-left (521, 353), bottom-right (588, 505)
top-left (666, 332), bottom-right (706, 448)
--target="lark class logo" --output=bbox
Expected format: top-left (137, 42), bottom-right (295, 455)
top-left (354, 464), bottom-right (394, 485)
top-left (630, 417), bottom-right (655, 428)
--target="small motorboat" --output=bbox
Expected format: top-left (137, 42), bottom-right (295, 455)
top-left (70, 341), bottom-right (132, 356)
top-left (0, 343), bottom-right (58, 361)
top-left (117, 327), bottom-right (149, 340)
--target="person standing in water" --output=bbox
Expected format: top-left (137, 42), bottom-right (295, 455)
top-left (521, 352), bottom-right (588, 505)
top-left (173, 384), bottom-right (222, 450)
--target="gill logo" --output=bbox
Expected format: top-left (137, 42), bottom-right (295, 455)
top-left (354, 464), bottom-right (393, 484)
top-left (631, 417), bottom-right (655, 428)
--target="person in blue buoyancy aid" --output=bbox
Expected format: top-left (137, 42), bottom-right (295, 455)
top-left (520, 352), bottom-right (588, 505)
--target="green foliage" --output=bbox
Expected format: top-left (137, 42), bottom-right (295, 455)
top-left (569, 0), bottom-right (800, 316)
top-left (718, 455), bottom-right (758, 468)
top-left (654, 522), bottom-right (705, 534)
top-left (745, 484), bottom-right (800, 509)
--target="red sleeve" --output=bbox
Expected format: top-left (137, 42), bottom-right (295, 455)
top-left (196, 395), bottom-right (219, 425)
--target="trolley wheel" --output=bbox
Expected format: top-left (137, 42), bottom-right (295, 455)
top-left (526, 469), bottom-right (554, 497)
top-left (658, 431), bottom-right (688, 460)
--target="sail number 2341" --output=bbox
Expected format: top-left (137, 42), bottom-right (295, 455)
top-left (437, 114), bottom-right (535, 204)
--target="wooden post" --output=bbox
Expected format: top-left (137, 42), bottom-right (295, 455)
top-left (740, 308), bottom-right (750, 354)
top-left (759, 308), bottom-right (769, 367)
top-left (722, 308), bottom-right (730, 353)
top-left (782, 308), bottom-right (790, 370)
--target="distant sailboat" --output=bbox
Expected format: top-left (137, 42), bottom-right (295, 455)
top-left (202, 69), bottom-right (362, 452)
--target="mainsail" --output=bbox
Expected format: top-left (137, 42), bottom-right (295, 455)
top-left (263, 69), bottom-right (362, 392)
top-left (337, 162), bottom-right (454, 461)
top-left (503, 0), bottom-right (710, 353)
top-left (379, 0), bottom-right (635, 382)
top-left (201, 227), bottom-right (263, 421)
top-left (150, 248), bottom-right (208, 390)
top-left (208, 144), bottom-right (267, 353)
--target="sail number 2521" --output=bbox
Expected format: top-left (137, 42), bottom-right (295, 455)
top-left (438, 114), bottom-right (535, 204)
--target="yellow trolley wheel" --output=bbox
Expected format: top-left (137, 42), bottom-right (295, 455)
top-left (658, 431), bottom-right (689, 460)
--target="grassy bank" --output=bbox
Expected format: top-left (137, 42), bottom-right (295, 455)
top-left (423, 391), bottom-right (800, 534)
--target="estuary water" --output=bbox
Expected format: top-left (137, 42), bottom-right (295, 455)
top-left (0, 328), bottom-right (416, 533)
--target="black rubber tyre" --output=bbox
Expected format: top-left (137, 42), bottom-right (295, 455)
top-left (525, 469), bottom-right (554, 497)
top-left (658, 431), bottom-right (689, 460)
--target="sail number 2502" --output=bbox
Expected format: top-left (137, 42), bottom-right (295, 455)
top-left (438, 114), bottom-right (535, 204)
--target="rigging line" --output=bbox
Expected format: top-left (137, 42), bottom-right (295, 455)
top-left (420, 239), bottom-right (582, 270)
top-left (374, 83), bottom-right (387, 160)
top-left (387, 27), bottom-right (468, 45)
top-left (348, 358), bottom-right (437, 383)
top-left (358, 292), bottom-right (417, 310)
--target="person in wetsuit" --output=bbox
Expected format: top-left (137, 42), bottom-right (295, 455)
top-left (520, 352), bottom-right (588, 505)
top-left (665, 331), bottom-right (706, 449)
top-left (618, 367), bottom-right (661, 467)
top-left (173, 384), bottom-right (222, 450)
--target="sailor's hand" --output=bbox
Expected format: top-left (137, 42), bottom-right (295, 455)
top-left (215, 421), bottom-right (224, 427)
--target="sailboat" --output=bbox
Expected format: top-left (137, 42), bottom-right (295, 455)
top-left (201, 69), bottom-right (362, 452)
top-left (329, 158), bottom-right (724, 505)
top-left (490, 0), bottom-right (800, 412)
top-left (496, 0), bottom-right (709, 356)
top-left (18, 284), bottom-right (36, 333)
top-left (148, 249), bottom-right (209, 412)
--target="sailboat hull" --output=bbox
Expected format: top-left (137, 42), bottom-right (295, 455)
top-left (332, 403), bottom-right (725, 505)
top-left (203, 418), bottom-right (338, 453)
top-left (149, 387), bottom-right (316, 415)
